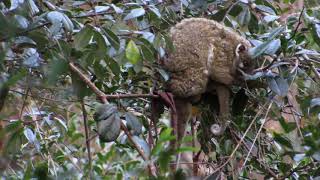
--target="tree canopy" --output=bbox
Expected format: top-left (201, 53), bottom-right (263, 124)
top-left (0, 0), bottom-right (320, 179)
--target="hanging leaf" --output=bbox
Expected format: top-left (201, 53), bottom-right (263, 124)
top-left (126, 40), bottom-right (141, 64)
top-left (131, 136), bottom-right (150, 156)
top-left (24, 127), bottom-right (40, 151)
top-left (94, 104), bottom-right (121, 142)
top-left (125, 112), bottom-right (142, 135)
top-left (310, 98), bottom-right (320, 108)
top-left (103, 28), bottom-right (120, 50)
top-left (149, 5), bottom-right (161, 18)
top-left (267, 76), bottom-right (289, 97)
top-left (264, 39), bottom-right (281, 55)
top-left (26, 0), bottom-right (39, 16)
top-left (94, 31), bottom-right (109, 56)
top-left (237, 8), bottom-right (251, 26)
top-left (74, 26), bottom-right (94, 51)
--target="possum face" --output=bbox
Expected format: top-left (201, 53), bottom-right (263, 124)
top-left (235, 44), bottom-right (256, 73)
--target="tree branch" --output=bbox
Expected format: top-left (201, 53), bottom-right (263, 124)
top-left (68, 62), bottom-right (158, 177)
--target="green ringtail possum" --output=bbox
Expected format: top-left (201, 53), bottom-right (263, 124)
top-left (162, 18), bottom-right (256, 141)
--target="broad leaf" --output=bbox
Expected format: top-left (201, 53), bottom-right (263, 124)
top-left (126, 40), bottom-right (141, 64)
top-left (124, 8), bottom-right (146, 20)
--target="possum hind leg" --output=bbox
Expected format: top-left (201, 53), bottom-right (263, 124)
top-left (210, 84), bottom-right (231, 136)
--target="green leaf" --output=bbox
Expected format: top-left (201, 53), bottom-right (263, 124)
top-left (131, 136), bottom-right (150, 156)
top-left (105, 57), bottom-right (121, 76)
top-left (265, 39), bottom-right (281, 55)
top-left (267, 76), bottom-right (289, 97)
top-left (264, 15), bottom-right (279, 23)
top-left (123, 8), bottom-right (146, 20)
top-left (94, 104), bottom-right (118, 122)
top-left (140, 44), bottom-right (155, 61)
top-left (279, 117), bottom-right (296, 133)
top-left (126, 40), bottom-right (141, 64)
top-left (3, 0), bottom-right (10, 8)
top-left (94, 104), bottom-right (121, 142)
top-left (311, 23), bottom-right (320, 48)
top-left (310, 98), bottom-right (320, 108)
top-left (26, 0), bottom-right (39, 16)
top-left (74, 26), bottom-right (94, 51)
top-left (103, 28), bottom-right (120, 50)
top-left (94, 31), bottom-right (109, 56)
top-left (268, 26), bottom-right (285, 41)
top-left (47, 11), bottom-right (74, 33)
top-left (125, 112), bottom-right (142, 135)
top-left (273, 133), bottom-right (293, 149)
top-left (149, 5), bottom-right (161, 18)
top-left (48, 55), bottom-right (69, 84)
top-left (255, 5), bottom-right (276, 15)
top-left (237, 8), bottom-right (251, 26)
top-left (177, 146), bottom-right (199, 153)
top-left (156, 68), bottom-right (169, 81)
top-left (159, 128), bottom-right (175, 142)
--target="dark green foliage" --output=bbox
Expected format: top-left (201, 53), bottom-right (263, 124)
top-left (0, 0), bottom-right (320, 179)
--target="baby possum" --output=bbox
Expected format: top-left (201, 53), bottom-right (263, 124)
top-left (163, 18), bottom-right (256, 141)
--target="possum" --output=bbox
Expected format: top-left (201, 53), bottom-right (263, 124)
top-left (162, 18), bottom-right (256, 141)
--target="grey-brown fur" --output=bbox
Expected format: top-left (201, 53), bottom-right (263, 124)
top-left (163, 18), bottom-right (256, 140)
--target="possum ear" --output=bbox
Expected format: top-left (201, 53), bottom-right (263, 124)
top-left (235, 44), bottom-right (247, 68)
top-left (235, 44), bottom-right (247, 56)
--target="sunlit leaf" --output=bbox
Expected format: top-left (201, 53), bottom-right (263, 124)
top-left (126, 40), bottom-right (141, 64)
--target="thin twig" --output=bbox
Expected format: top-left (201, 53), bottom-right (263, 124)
top-left (288, 7), bottom-right (305, 42)
top-left (81, 100), bottom-right (92, 178)
top-left (222, 0), bottom-right (240, 23)
top-left (204, 102), bottom-right (268, 179)
top-left (231, 130), bottom-right (278, 178)
top-left (240, 102), bottom-right (273, 170)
